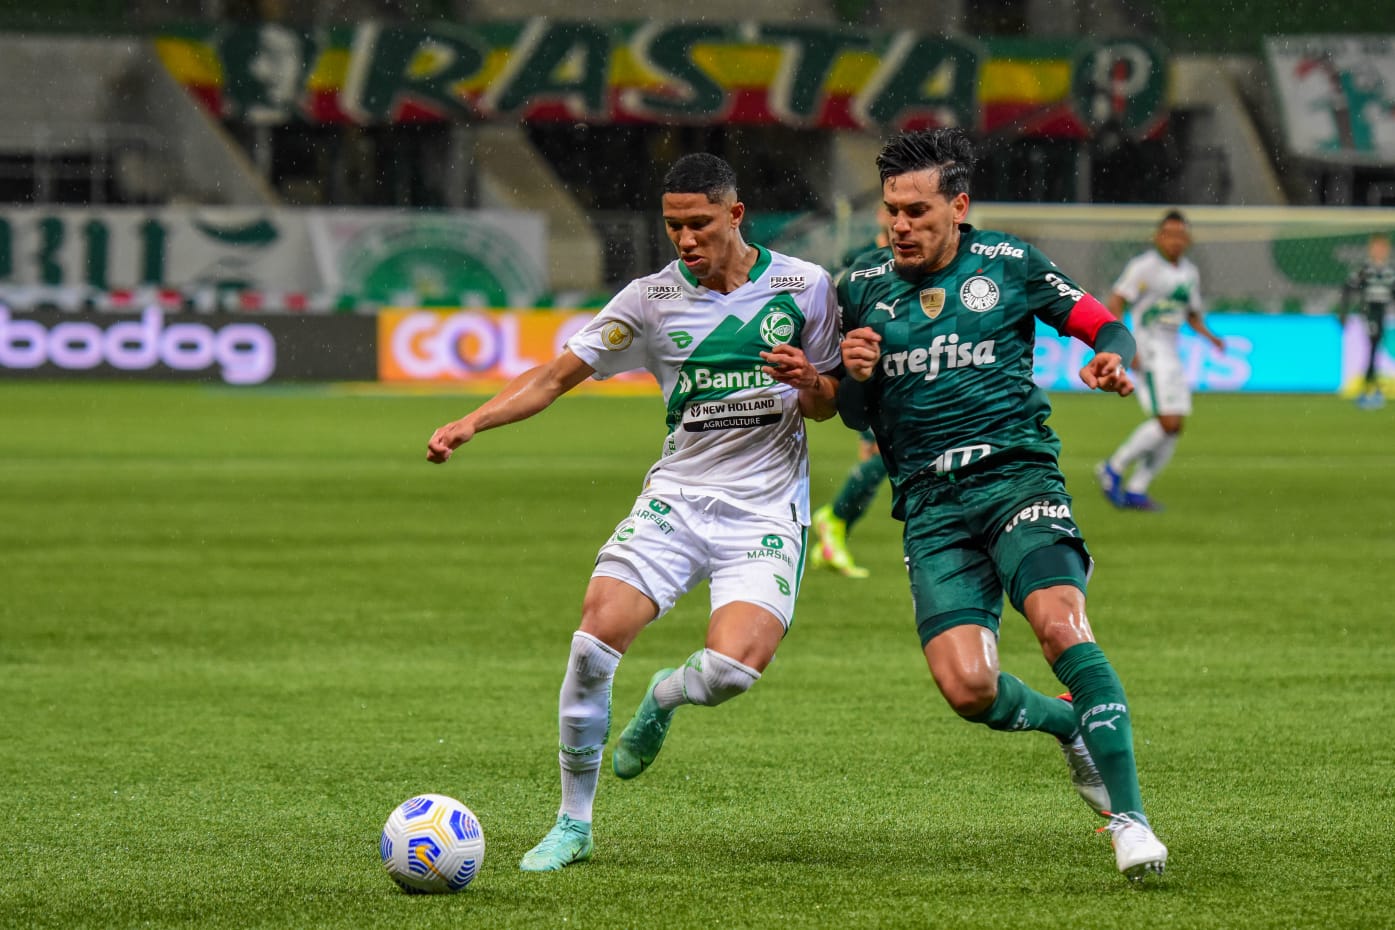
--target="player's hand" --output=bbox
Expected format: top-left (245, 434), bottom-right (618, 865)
top-left (1080, 352), bottom-right (1134, 396)
top-left (427, 419), bottom-right (475, 463)
top-left (760, 344), bottom-right (819, 390)
top-left (1208, 334), bottom-right (1226, 353)
top-left (841, 327), bottom-right (882, 382)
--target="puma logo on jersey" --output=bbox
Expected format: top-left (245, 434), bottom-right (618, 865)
top-left (875, 299), bottom-right (900, 317)
top-left (1087, 714), bottom-right (1122, 733)
top-left (880, 334), bottom-right (996, 382)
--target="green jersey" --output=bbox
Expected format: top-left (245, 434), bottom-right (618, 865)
top-left (836, 224), bottom-right (1088, 518)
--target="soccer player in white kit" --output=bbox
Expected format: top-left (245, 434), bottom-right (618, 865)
top-left (426, 153), bottom-right (842, 872)
top-left (1095, 210), bottom-right (1224, 511)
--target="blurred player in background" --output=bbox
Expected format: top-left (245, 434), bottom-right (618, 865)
top-left (1341, 232), bottom-right (1394, 409)
top-left (1095, 210), bottom-right (1224, 511)
top-left (838, 128), bottom-right (1168, 882)
top-left (427, 153), bottom-right (842, 872)
top-left (811, 205), bottom-right (892, 578)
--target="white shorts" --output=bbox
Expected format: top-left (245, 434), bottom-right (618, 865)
top-left (593, 492), bottom-right (806, 628)
top-left (1133, 337), bottom-right (1191, 417)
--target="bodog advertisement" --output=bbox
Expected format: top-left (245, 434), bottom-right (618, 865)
top-left (0, 307), bottom-right (377, 384)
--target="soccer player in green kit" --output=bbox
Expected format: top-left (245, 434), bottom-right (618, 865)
top-left (837, 128), bottom-right (1168, 881)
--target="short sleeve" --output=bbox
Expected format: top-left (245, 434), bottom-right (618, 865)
top-left (566, 281), bottom-right (649, 380)
top-left (1112, 255), bottom-right (1145, 302)
top-left (1188, 265), bottom-right (1204, 313)
top-left (801, 270), bottom-right (843, 373)
top-left (1025, 243), bottom-right (1089, 332)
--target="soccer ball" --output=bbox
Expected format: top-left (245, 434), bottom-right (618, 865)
top-left (379, 794), bottom-right (486, 894)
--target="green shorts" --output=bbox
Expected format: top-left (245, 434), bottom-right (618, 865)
top-left (902, 456), bottom-right (1092, 646)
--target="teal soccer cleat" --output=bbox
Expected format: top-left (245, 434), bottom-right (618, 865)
top-left (612, 668), bottom-right (676, 780)
top-left (519, 814), bottom-right (593, 872)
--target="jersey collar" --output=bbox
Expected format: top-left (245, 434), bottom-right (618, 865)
top-left (676, 243), bottom-right (771, 289)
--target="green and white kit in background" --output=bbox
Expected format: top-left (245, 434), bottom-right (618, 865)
top-left (566, 245), bottom-right (842, 623)
top-left (1112, 248), bottom-right (1203, 417)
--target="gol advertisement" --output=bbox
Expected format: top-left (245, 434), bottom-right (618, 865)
top-left (378, 308), bottom-right (658, 392)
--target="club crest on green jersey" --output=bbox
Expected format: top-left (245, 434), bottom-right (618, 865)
top-left (960, 276), bottom-right (1000, 312)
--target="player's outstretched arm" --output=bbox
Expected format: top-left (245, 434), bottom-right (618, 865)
top-left (761, 344), bottom-right (838, 420)
top-left (427, 350), bottom-right (596, 463)
top-left (1187, 311), bottom-right (1226, 353)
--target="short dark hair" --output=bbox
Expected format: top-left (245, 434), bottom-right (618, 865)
top-left (662, 153), bottom-right (739, 203)
top-left (875, 128), bottom-right (976, 197)
top-left (1160, 209), bottom-right (1188, 227)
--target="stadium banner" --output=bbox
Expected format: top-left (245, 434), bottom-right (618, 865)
top-left (377, 308), bottom-right (656, 393)
top-left (1265, 36), bottom-right (1395, 165)
top-left (156, 23), bottom-right (1167, 138)
top-left (0, 307), bottom-right (376, 384)
top-left (382, 308), bottom-right (1349, 395)
top-left (0, 207), bottom-right (546, 312)
top-left (1033, 313), bottom-right (1345, 394)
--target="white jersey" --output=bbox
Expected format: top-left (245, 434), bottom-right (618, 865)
top-left (567, 245), bottom-right (841, 523)
top-left (1112, 249), bottom-right (1203, 347)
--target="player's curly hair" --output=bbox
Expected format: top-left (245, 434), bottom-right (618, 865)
top-left (876, 128), bottom-right (976, 197)
top-left (663, 153), bottom-right (739, 203)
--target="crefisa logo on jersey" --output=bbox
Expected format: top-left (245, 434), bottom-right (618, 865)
top-left (960, 276), bottom-right (1000, 312)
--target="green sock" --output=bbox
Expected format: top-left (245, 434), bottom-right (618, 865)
top-left (832, 457), bottom-right (888, 527)
top-left (965, 673), bottom-right (1077, 740)
top-left (1053, 642), bottom-right (1145, 819)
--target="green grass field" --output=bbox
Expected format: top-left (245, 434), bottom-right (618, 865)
top-left (1, 382), bottom-right (1391, 929)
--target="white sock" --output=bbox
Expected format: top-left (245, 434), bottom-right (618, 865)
top-left (1109, 419), bottom-right (1165, 474)
top-left (1125, 432), bottom-right (1178, 494)
top-left (652, 648), bottom-right (760, 710)
top-left (557, 631), bottom-right (621, 822)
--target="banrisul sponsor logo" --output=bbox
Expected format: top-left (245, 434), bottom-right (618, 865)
top-left (665, 295), bottom-right (805, 431)
top-left (880, 333), bottom-right (996, 382)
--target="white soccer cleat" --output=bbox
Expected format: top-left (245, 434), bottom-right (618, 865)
top-left (1059, 733), bottom-right (1110, 815)
top-left (1101, 812), bottom-right (1167, 882)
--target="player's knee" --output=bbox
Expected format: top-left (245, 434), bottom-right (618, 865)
top-left (940, 673), bottom-right (998, 718)
top-left (685, 648), bottom-right (761, 706)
